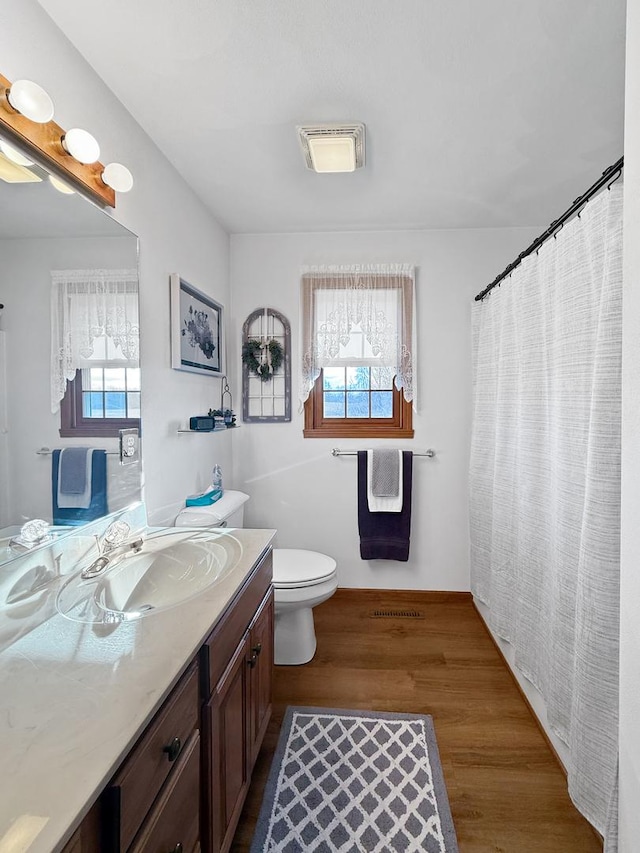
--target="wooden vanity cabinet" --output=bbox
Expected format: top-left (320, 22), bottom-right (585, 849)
top-left (102, 662), bottom-right (200, 853)
top-left (200, 549), bottom-right (274, 853)
top-left (61, 547), bottom-right (273, 853)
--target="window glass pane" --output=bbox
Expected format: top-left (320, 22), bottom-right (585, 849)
top-left (105, 392), bottom-right (126, 418)
top-left (371, 391), bottom-right (394, 418)
top-left (83, 392), bottom-right (104, 418)
top-left (126, 367), bottom-right (141, 391)
top-left (346, 366), bottom-right (370, 390)
top-left (104, 368), bottom-right (126, 391)
top-left (371, 367), bottom-right (394, 390)
top-left (323, 368), bottom-right (345, 390)
top-left (81, 367), bottom-right (104, 391)
top-left (127, 392), bottom-right (141, 418)
top-left (324, 392), bottom-right (345, 418)
top-left (346, 391), bottom-right (369, 418)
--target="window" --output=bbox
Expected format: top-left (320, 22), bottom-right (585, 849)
top-left (300, 264), bottom-right (416, 438)
top-left (60, 365), bottom-right (140, 438)
top-left (51, 268), bottom-right (139, 437)
top-left (304, 367), bottom-right (413, 437)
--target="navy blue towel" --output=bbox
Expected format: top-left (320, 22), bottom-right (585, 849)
top-left (357, 450), bottom-right (413, 561)
top-left (52, 449), bottom-right (108, 526)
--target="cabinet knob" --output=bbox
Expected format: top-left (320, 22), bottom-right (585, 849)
top-left (252, 642), bottom-right (262, 656)
top-left (248, 651), bottom-right (258, 668)
top-left (170, 845), bottom-right (183, 853)
top-left (163, 736), bottom-right (181, 762)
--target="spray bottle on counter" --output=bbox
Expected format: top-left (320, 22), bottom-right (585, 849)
top-left (212, 464), bottom-right (223, 495)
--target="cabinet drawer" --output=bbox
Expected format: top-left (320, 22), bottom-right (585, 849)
top-left (201, 548), bottom-right (272, 697)
top-left (129, 731), bottom-right (200, 853)
top-left (105, 663), bottom-right (199, 852)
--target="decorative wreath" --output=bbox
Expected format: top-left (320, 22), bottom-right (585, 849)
top-left (242, 338), bottom-right (284, 382)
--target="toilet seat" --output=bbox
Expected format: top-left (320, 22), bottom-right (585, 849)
top-left (272, 549), bottom-right (337, 589)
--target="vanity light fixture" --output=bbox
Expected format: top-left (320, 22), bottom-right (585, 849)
top-left (61, 128), bottom-right (100, 165)
top-left (0, 149), bottom-right (41, 183)
top-left (0, 70), bottom-right (133, 207)
top-left (0, 139), bottom-right (34, 167)
top-left (48, 174), bottom-right (75, 195)
top-left (297, 123), bottom-right (365, 173)
top-left (6, 79), bottom-right (54, 123)
top-left (101, 162), bottom-right (134, 193)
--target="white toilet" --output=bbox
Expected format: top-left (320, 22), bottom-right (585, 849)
top-left (174, 491), bottom-right (338, 665)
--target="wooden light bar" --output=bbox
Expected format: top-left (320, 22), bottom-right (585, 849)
top-left (0, 72), bottom-right (115, 207)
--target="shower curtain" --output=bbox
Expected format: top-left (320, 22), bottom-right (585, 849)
top-left (470, 183), bottom-right (622, 847)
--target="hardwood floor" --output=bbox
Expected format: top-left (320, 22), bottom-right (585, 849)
top-left (231, 589), bottom-right (602, 852)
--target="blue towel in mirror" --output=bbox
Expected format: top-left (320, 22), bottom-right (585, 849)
top-left (52, 449), bottom-right (108, 526)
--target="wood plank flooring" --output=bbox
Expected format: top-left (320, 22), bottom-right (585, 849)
top-left (231, 589), bottom-right (602, 852)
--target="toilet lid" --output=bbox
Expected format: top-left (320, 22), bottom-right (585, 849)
top-left (272, 549), bottom-right (337, 588)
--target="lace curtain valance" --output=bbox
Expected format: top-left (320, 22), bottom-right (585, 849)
top-left (299, 264), bottom-right (417, 410)
top-left (50, 269), bottom-right (139, 413)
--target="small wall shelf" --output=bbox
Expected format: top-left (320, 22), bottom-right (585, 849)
top-left (177, 427), bottom-right (240, 434)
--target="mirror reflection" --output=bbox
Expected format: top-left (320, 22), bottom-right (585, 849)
top-left (0, 145), bottom-right (141, 564)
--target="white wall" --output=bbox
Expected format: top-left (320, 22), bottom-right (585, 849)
top-left (0, 236), bottom-right (139, 525)
top-left (0, 0), bottom-right (233, 528)
top-left (230, 227), bottom-right (538, 590)
top-left (619, 1), bottom-right (640, 848)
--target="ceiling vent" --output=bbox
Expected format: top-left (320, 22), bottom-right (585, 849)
top-left (297, 123), bottom-right (365, 173)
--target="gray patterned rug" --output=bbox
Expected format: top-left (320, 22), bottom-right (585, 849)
top-left (251, 707), bottom-right (459, 853)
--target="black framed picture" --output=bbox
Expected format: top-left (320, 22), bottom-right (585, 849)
top-left (170, 273), bottom-right (224, 376)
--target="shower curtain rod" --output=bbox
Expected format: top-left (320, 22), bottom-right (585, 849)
top-left (474, 155), bottom-right (624, 302)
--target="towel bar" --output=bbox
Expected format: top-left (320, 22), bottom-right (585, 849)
top-left (331, 448), bottom-right (435, 457)
top-left (36, 446), bottom-right (119, 456)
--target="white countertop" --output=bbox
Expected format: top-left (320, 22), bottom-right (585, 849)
top-left (0, 525), bottom-right (275, 853)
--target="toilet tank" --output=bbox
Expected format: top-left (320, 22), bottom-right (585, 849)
top-left (174, 490), bottom-right (250, 529)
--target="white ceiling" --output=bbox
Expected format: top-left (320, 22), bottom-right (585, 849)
top-left (38, 0), bottom-right (626, 235)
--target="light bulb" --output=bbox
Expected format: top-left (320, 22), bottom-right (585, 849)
top-left (48, 174), bottom-right (74, 195)
top-left (0, 140), bottom-right (34, 167)
top-left (101, 162), bottom-right (133, 193)
top-left (6, 79), bottom-right (54, 123)
top-left (61, 128), bottom-right (100, 164)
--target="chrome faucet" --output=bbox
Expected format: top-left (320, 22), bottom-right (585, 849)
top-left (81, 520), bottom-right (143, 579)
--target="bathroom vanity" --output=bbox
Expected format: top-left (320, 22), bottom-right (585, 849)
top-left (0, 522), bottom-right (275, 853)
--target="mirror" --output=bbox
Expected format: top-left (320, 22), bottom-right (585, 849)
top-left (0, 149), bottom-right (141, 564)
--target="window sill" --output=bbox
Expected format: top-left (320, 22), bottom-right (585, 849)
top-left (303, 426), bottom-right (415, 439)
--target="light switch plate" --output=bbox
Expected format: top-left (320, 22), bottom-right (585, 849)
top-left (119, 428), bottom-right (140, 465)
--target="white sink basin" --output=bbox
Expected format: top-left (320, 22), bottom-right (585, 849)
top-left (56, 529), bottom-right (243, 623)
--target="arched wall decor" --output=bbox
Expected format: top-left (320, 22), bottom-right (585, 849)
top-left (242, 307), bottom-right (291, 423)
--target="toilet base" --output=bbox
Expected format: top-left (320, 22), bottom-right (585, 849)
top-left (274, 606), bottom-right (317, 665)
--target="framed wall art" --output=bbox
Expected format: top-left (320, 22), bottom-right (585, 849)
top-left (170, 273), bottom-right (224, 376)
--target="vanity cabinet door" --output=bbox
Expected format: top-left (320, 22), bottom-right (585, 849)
top-left (59, 802), bottom-right (101, 853)
top-left (248, 590), bottom-right (274, 768)
top-left (204, 632), bottom-right (251, 853)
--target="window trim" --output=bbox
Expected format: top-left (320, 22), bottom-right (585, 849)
top-left (59, 369), bottom-right (141, 438)
top-left (303, 370), bottom-right (413, 438)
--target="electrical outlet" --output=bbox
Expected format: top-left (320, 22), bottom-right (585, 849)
top-left (119, 428), bottom-right (140, 465)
